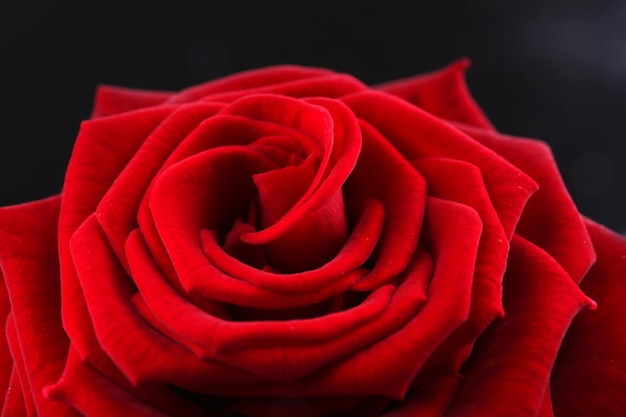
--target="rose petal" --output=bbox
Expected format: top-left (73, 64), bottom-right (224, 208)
top-left (342, 90), bottom-right (538, 240)
top-left (134, 114), bottom-right (313, 286)
top-left (2, 368), bottom-right (26, 416)
top-left (148, 146), bottom-right (375, 308)
top-left (414, 158), bottom-right (508, 372)
top-left (49, 347), bottom-right (220, 417)
top-left (166, 65), bottom-right (335, 104)
top-left (97, 102), bottom-right (224, 270)
top-left (70, 215), bottom-right (262, 389)
top-left (198, 198), bottom-right (383, 296)
top-left (5, 315), bottom-right (35, 415)
top-left (374, 59), bottom-right (495, 130)
top-left (0, 196), bottom-right (79, 416)
top-left (219, 96), bottom-right (362, 246)
top-left (135, 97), bottom-right (340, 283)
top-left (550, 220), bottom-right (626, 416)
top-left (538, 381), bottom-right (555, 417)
top-left (222, 219), bottom-right (266, 268)
top-left (457, 124), bottom-right (596, 283)
top-left (130, 223), bottom-right (432, 383)
top-left (381, 375), bottom-right (460, 417)
top-left (0, 273), bottom-right (12, 410)
top-left (344, 120), bottom-right (427, 291)
top-left (92, 85), bottom-right (173, 118)
top-left (445, 234), bottom-right (594, 417)
top-left (200, 196), bottom-right (478, 399)
top-left (253, 154), bottom-right (348, 272)
top-left (200, 73), bottom-right (367, 103)
top-left (60, 105), bottom-right (175, 362)
top-left (197, 237), bottom-right (368, 308)
top-left (45, 349), bottom-right (172, 417)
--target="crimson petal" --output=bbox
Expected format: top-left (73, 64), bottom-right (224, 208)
top-left (0, 196), bottom-right (79, 416)
top-left (2, 368), bottom-right (26, 416)
top-left (60, 105), bottom-right (175, 363)
top-left (200, 73), bottom-right (367, 103)
top-left (97, 102), bottom-right (224, 270)
top-left (374, 59), bottom-right (494, 130)
top-left (70, 216), bottom-right (262, 389)
top-left (550, 220), bottom-right (626, 416)
top-left (92, 85), bottom-right (173, 118)
top-left (457, 124), bottom-right (596, 283)
top-left (445, 235), bottom-right (594, 417)
top-left (199, 196), bottom-right (478, 399)
top-left (342, 91), bottom-right (537, 240)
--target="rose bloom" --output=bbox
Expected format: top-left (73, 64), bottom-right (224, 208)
top-left (0, 61), bottom-right (624, 417)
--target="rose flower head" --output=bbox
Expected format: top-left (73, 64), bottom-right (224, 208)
top-left (0, 61), bottom-right (624, 417)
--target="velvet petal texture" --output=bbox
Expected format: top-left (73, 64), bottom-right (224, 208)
top-left (0, 197), bottom-right (79, 416)
top-left (59, 105), bottom-right (176, 365)
top-left (342, 91), bottom-right (538, 240)
top-left (457, 125), bottom-right (596, 284)
top-left (413, 158), bottom-right (509, 373)
top-left (2, 63), bottom-right (626, 417)
top-left (550, 220), bottom-right (626, 416)
top-left (445, 235), bottom-right (594, 417)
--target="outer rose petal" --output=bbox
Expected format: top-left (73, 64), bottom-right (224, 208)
top-left (0, 274), bottom-right (11, 411)
top-left (374, 59), bottom-right (494, 130)
top-left (165, 65), bottom-right (334, 104)
top-left (445, 235), bottom-right (594, 417)
top-left (342, 90), bottom-right (537, 240)
top-left (60, 105), bottom-right (176, 364)
top-left (0, 196), bottom-right (79, 416)
top-left (92, 85), bottom-right (173, 118)
top-left (46, 349), bottom-right (173, 417)
top-left (5, 315), bottom-right (35, 414)
top-left (457, 124), bottom-right (596, 284)
top-left (550, 220), bottom-right (626, 416)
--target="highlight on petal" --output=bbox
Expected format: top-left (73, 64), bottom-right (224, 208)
top-left (550, 220), bottom-right (626, 416)
top-left (374, 59), bottom-right (494, 130)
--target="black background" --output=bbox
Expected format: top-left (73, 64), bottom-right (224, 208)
top-left (1, 0), bottom-right (624, 232)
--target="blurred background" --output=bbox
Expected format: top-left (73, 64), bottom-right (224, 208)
top-left (1, 0), bottom-right (624, 232)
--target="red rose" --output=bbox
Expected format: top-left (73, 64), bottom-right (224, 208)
top-left (0, 61), bottom-right (624, 417)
